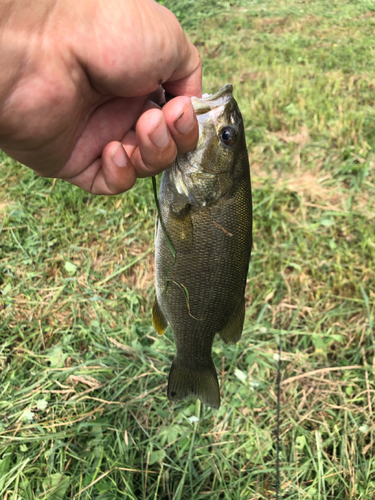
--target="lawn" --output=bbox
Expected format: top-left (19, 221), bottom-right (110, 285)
top-left (1, 0), bottom-right (375, 498)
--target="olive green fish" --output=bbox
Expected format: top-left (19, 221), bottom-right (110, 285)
top-left (153, 84), bottom-right (252, 409)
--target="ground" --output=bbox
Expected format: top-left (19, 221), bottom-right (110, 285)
top-left (0, 0), bottom-right (375, 498)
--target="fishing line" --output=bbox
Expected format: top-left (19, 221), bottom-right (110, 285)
top-left (276, 300), bottom-right (282, 499)
top-left (275, 245), bottom-right (284, 498)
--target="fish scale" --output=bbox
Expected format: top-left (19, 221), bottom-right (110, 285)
top-left (153, 85), bottom-right (252, 409)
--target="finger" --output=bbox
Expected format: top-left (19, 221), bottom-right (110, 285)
top-left (59, 96), bottom-right (147, 180)
top-left (163, 44), bottom-right (202, 98)
top-left (64, 141), bottom-right (137, 195)
top-left (162, 96), bottom-right (198, 155)
top-left (133, 108), bottom-right (177, 177)
top-left (148, 85), bottom-right (165, 106)
top-left (95, 141), bottom-right (137, 194)
top-left (77, 0), bottom-right (202, 98)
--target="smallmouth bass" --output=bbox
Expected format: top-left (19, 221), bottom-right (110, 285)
top-left (153, 85), bottom-right (252, 409)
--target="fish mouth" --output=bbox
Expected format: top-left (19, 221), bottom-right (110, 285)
top-left (191, 84), bottom-right (233, 115)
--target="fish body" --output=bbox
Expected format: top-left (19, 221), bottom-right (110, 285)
top-left (153, 85), bottom-right (252, 409)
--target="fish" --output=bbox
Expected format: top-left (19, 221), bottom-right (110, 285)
top-left (152, 84), bottom-right (252, 409)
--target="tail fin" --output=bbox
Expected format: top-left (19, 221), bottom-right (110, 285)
top-left (167, 359), bottom-right (220, 409)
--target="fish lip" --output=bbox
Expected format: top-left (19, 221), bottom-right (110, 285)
top-left (201, 84), bottom-right (233, 101)
top-left (191, 84), bottom-right (233, 115)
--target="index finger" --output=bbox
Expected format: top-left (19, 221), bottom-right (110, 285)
top-left (162, 40), bottom-right (202, 99)
top-left (75, 0), bottom-right (202, 99)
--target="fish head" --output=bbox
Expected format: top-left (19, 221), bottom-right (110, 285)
top-left (171, 85), bottom-right (247, 208)
top-left (189, 84), bottom-right (245, 176)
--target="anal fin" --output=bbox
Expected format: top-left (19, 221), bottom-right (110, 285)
top-left (168, 359), bottom-right (220, 409)
top-left (218, 297), bottom-right (245, 345)
top-left (152, 298), bottom-right (168, 336)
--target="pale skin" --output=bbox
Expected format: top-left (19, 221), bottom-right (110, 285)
top-left (0, 0), bottom-right (202, 194)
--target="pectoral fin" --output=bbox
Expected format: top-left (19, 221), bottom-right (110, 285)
top-left (152, 298), bottom-right (168, 336)
top-left (169, 193), bottom-right (193, 253)
top-left (218, 297), bottom-right (245, 344)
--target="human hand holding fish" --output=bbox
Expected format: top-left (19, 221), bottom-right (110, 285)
top-left (0, 0), bottom-right (201, 194)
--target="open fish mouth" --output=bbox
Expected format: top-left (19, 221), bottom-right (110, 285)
top-left (189, 83), bottom-right (239, 153)
top-left (191, 84), bottom-right (233, 115)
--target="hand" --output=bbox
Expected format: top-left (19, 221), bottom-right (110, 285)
top-left (0, 0), bottom-right (201, 194)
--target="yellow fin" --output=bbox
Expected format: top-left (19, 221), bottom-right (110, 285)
top-left (152, 298), bottom-right (168, 336)
top-left (218, 297), bottom-right (245, 345)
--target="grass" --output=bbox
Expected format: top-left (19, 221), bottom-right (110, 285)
top-left (1, 0), bottom-right (375, 497)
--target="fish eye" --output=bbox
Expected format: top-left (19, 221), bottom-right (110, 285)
top-left (219, 126), bottom-right (236, 147)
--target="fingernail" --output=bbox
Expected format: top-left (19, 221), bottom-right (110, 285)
top-left (149, 118), bottom-right (169, 148)
top-left (111, 143), bottom-right (127, 168)
top-left (174, 103), bottom-right (195, 134)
